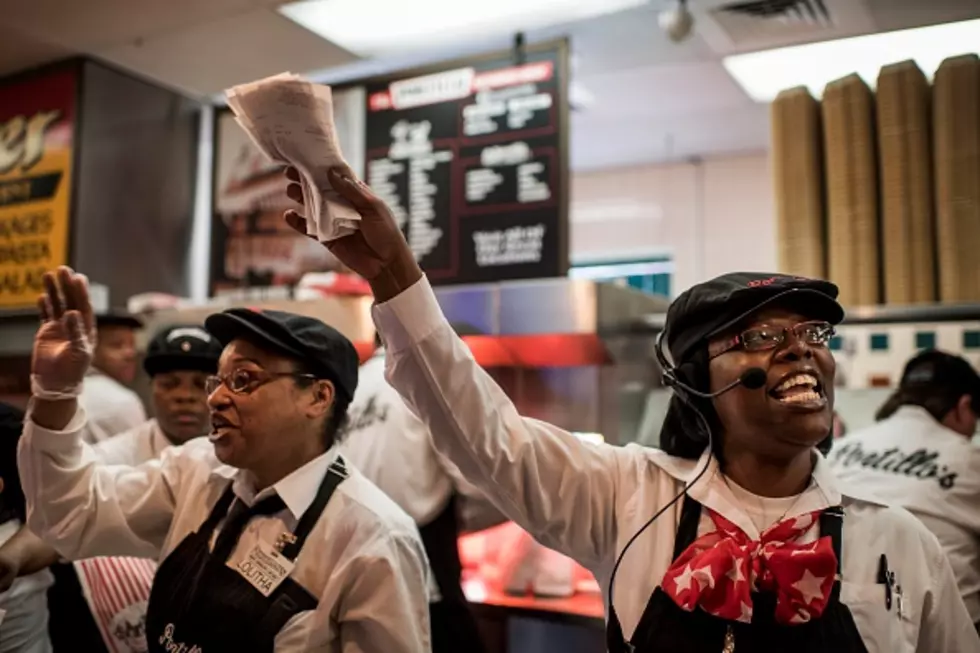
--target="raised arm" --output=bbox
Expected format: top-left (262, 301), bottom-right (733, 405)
top-left (18, 268), bottom-right (179, 560)
top-left (281, 168), bottom-right (628, 566)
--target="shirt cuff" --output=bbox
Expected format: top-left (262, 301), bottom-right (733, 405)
top-left (371, 276), bottom-right (445, 355)
top-left (25, 403), bottom-right (88, 454)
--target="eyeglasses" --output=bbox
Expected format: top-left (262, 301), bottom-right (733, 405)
top-left (205, 368), bottom-right (316, 396)
top-left (710, 320), bottom-right (835, 359)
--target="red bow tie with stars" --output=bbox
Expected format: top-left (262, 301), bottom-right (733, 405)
top-left (662, 509), bottom-right (838, 625)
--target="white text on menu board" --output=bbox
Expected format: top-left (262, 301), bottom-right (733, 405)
top-left (463, 84), bottom-right (552, 137)
top-left (466, 142), bottom-right (551, 205)
top-left (367, 120), bottom-right (451, 262)
top-left (473, 224), bottom-right (546, 267)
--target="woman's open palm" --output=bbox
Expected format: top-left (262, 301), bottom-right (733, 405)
top-left (33, 267), bottom-right (96, 391)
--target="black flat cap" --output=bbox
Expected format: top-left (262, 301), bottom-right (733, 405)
top-left (204, 308), bottom-right (358, 402)
top-left (96, 309), bottom-right (143, 330)
top-left (665, 272), bottom-right (845, 364)
top-left (900, 349), bottom-right (980, 412)
top-left (144, 325), bottom-right (223, 377)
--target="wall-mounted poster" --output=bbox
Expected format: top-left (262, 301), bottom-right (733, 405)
top-left (363, 40), bottom-right (570, 285)
top-left (0, 65), bottom-right (77, 310)
top-left (210, 87), bottom-right (366, 299)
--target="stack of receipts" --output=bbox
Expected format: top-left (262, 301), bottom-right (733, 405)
top-left (226, 73), bottom-right (360, 241)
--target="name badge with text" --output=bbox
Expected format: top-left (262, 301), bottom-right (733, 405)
top-left (233, 539), bottom-right (295, 597)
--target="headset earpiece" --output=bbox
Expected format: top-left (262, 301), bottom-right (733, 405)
top-left (655, 330), bottom-right (678, 388)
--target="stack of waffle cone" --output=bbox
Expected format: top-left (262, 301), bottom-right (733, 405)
top-left (822, 74), bottom-right (881, 306)
top-left (772, 87), bottom-right (826, 279)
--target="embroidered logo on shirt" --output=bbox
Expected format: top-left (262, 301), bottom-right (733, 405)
top-left (344, 395), bottom-right (390, 434)
top-left (159, 623), bottom-right (203, 653)
top-left (830, 441), bottom-right (958, 490)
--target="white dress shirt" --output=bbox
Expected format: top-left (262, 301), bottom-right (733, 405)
top-left (18, 407), bottom-right (434, 652)
top-left (828, 405), bottom-right (980, 622)
top-left (93, 418), bottom-right (172, 467)
top-left (79, 370), bottom-right (147, 444)
top-left (340, 350), bottom-right (488, 527)
top-left (372, 275), bottom-right (980, 653)
top-left (0, 520), bottom-right (53, 653)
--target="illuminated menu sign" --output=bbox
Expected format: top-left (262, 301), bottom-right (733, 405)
top-left (364, 44), bottom-right (568, 285)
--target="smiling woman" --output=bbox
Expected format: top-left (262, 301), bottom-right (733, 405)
top-left (294, 163), bottom-right (980, 652)
top-left (16, 267), bottom-right (433, 653)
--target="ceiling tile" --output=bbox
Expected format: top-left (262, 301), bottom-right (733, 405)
top-left (98, 8), bottom-right (357, 96)
top-left (575, 60), bottom-right (754, 121)
top-left (866, 0), bottom-right (980, 32)
top-left (570, 103), bottom-right (770, 170)
top-left (2, 0), bottom-right (286, 52)
top-left (0, 24), bottom-right (75, 78)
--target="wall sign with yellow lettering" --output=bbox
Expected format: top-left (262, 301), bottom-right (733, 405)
top-left (0, 66), bottom-right (77, 310)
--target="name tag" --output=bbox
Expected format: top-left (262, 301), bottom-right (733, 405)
top-left (233, 539), bottom-right (295, 597)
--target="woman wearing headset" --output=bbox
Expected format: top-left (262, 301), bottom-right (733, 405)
top-left (282, 165), bottom-right (979, 651)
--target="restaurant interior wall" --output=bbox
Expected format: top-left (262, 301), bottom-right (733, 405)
top-left (570, 152), bottom-right (775, 296)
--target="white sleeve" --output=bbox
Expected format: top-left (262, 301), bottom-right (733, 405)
top-left (17, 405), bottom-right (182, 561)
top-left (917, 538), bottom-right (980, 652)
top-left (372, 276), bottom-right (629, 567)
top-left (91, 429), bottom-right (138, 466)
top-left (335, 531), bottom-right (432, 653)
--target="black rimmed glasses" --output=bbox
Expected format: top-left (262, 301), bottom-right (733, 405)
top-left (710, 320), bottom-right (835, 360)
top-left (205, 368), bottom-right (317, 396)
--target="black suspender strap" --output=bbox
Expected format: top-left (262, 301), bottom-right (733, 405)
top-left (279, 456), bottom-right (349, 561)
top-left (200, 486), bottom-right (237, 534)
top-left (672, 493), bottom-right (704, 561)
top-left (819, 506), bottom-right (845, 601)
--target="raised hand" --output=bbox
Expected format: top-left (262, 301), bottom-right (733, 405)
top-left (283, 167), bottom-right (422, 301)
top-left (32, 267), bottom-right (96, 397)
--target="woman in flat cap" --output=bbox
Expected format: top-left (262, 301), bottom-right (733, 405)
top-left (18, 268), bottom-right (433, 653)
top-left (282, 165), bottom-right (980, 652)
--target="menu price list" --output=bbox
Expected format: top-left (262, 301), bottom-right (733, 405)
top-left (459, 211), bottom-right (561, 284)
top-left (367, 144), bottom-right (454, 273)
top-left (364, 46), bottom-right (567, 285)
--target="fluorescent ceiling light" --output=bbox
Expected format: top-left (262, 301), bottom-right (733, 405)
top-left (723, 18), bottom-right (980, 103)
top-left (278, 0), bottom-right (649, 58)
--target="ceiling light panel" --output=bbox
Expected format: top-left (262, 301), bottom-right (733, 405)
top-left (723, 18), bottom-right (980, 102)
top-left (278, 0), bottom-right (650, 58)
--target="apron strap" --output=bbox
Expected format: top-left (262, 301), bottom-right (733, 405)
top-left (199, 485), bottom-right (237, 536)
top-left (672, 493), bottom-right (703, 561)
top-left (818, 506), bottom-right (845, 601)
top-left (279, 456), bottom-right (349, 561)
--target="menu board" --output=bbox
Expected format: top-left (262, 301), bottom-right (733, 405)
top-left (363, 43), bottom-right (568, 285)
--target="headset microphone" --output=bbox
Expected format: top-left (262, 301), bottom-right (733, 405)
top-left (667, 366), bottom-right (768, 399)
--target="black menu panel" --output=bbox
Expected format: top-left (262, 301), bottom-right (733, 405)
top-left (364, 43), bottom-right (568, 285)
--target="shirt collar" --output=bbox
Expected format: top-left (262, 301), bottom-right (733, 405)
top-left (211, 447), bottom-right (341, 520)
top-left (647, 446), bottom-right (864, 539)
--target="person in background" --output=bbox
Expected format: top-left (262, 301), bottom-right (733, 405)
top-left (281, 164), bottom-right (980, 651)
top-left (828, 349), bottom-right (980, 629)
top-left (0, 402), bottom-right (53, 653)
top-left (20, 268), bottom-right (433, 652)
top-left (79, 310), bottom-right (147, 442)
top-left (341, 334), bottom-right (492, 653)
top-left (1, 324), bottom-right (223, 653)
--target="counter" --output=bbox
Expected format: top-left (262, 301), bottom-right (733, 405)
top-left (459, 523), bottom-right (605, 653)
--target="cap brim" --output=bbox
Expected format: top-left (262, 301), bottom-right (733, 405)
top-left (205, 313), bottom-right (306, 361)
top-left (706, 288), bottom-right (845, 341)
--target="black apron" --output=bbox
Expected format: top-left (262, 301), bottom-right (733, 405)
top-left (613, 495), bottom-right (869, 652)
top-left (144, 457), bottom-right (348, 653)
top-left (419, 493), bottom-right (487, 653)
